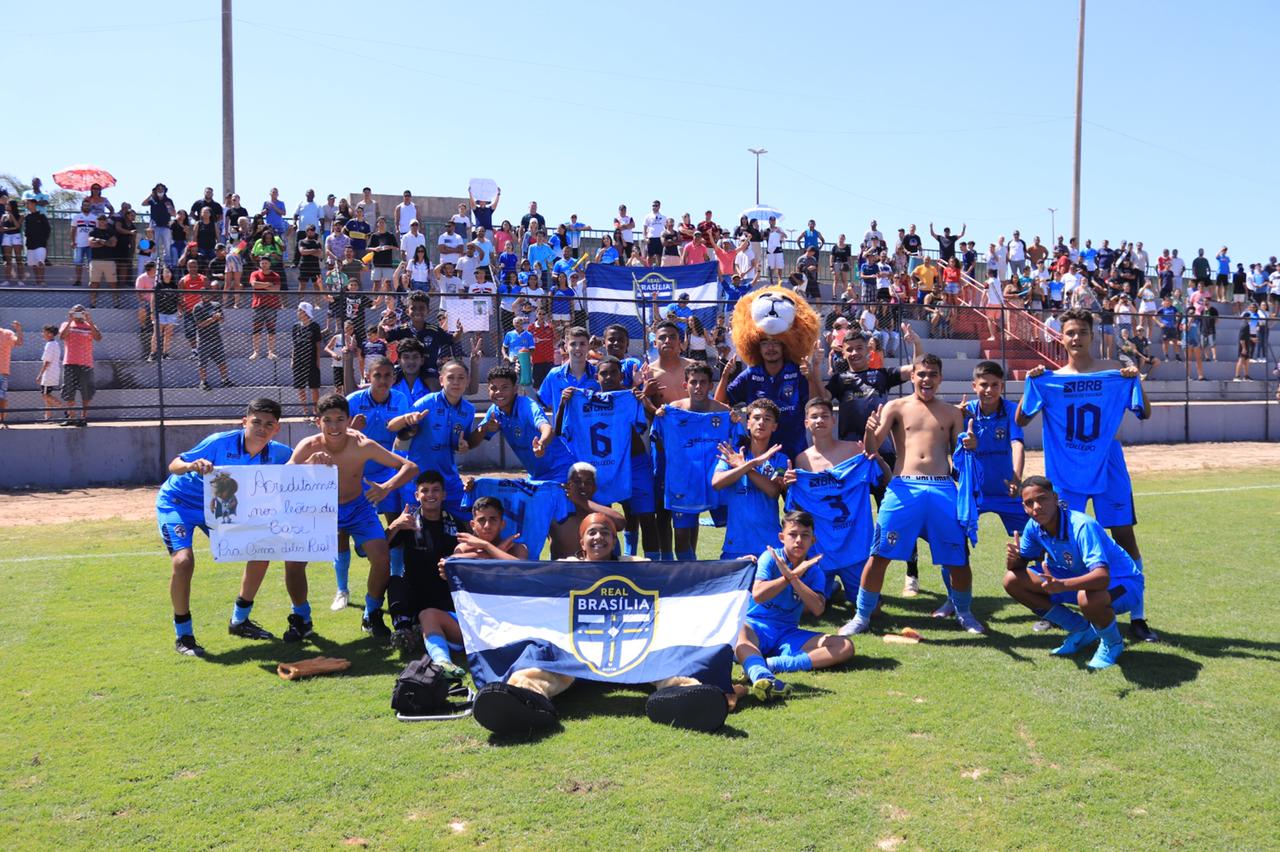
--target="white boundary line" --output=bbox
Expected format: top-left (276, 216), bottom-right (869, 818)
top-left (1134, 484), bottom-right (1280, 497)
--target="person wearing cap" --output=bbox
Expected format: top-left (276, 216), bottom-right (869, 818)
top-left (320, 194), bottom-right (338, 238)
top-left (502, 314), bottom-right (536, 388)
top-left (325, 217), bottom-right (350, 267)
top-left (86, 214), bottom-right (118, 308)
top-left (192, 289), bottom-right (231, 391)
top-left (394, 191), bottom-right (417, 241)
top-left (643, 200), bottom-right (667, 266)
top-left (468, 509), bottom-right (732, 736)
top-left (291, 301), bottom-right (323, 415)
top-left (399, 218), bottom-right (426, 262)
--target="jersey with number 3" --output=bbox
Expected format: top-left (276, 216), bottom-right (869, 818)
top-left (562, 390), bottom-right (646, 506)
top-left (784, 454), bottom-right (881, 566)
top-left (1019, 370), bottom-right (1144, 495)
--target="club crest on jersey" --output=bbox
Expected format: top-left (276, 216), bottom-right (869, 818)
top-left (995, 427), bottom-right (1007, 440)
top-left (570, 575), bottom-right (658, 677)
top-left (886, 531), bottom-right (900, 546)
top-left (781, 382), bottom-right (796, 400)
top-left (710, 415), bottom-right (723, 429)
top-left (173, 524), bottom-right (187, 540)
top-left (1062, 552), bottom-right (1073, 567)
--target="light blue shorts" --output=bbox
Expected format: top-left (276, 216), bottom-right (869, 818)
top-left (1049, 575), bottom-right (1144, 617)
top-left (745, 617), bottom-right (820, 658)
top-left (156, 500), bottom-right (208, 554)
top-left (339, 495), bottom-right (385, 547)
top-left (872, 476), bottom-right (966, 566)
top-left (977, 493), bottom-right (1028, 536)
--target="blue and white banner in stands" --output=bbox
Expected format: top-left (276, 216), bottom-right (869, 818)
top-left (445, 558), bottom-right (754, 691)
top-left (584, 261), bottom-right (720, 339)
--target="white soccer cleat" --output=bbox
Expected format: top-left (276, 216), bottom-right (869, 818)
top-left (902, 575), bottom-right (920, 597)
top-left (1031, 619), bottom-right (1052, 632)
top-left (330, 589), bottom-right (350, 612)
top-left (837, 614), bottom-right (872, 636)
top-left (956, 612), bottom-right (987, 634)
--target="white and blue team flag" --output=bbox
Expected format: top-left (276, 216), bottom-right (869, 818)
top-left (585, 261), bottom-right (719, 339)
top-left (446, 558), bottom-right (755, 691)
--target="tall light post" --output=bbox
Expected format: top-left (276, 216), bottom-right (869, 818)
top-left (221, 0), bottom-right (235, 198)
top-left (1070, 0), bottom-right (1086, 242)
top-left (1048, 207), bottom-right (1058, 248)
top-left (747, 147), bottom-right (767, 205)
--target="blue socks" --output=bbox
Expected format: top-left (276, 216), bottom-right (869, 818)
top-left (644, 551), bottom-right (660, 561)
top-left (941, 567), bottom-right (954, 594)
top-left (364, 594), bottom-right (381, 619)
top-left (949, 588), bottom-right (973, 616)
top-left (1044, 603), bottom-right (1089, 633)
top-left (291, 602), bottom-right (312, 622)
top-left (425, 634), bottom-right (452, 666)
top-left (660, 551), bottom-right (675, 561)
top-left (767, 654), bottom-right (813, 673)
top-left (1130, 560), bottom-right (1146, 619)
top-left (231, 597), bottom-right (253, 625)
top-left (333, 551), bottom-right (351, 593)
top-left (676, 549), bottom-right (696, 561)
top-left (855, 588), bottom-right (880, 620)
top-left (743, 654), bottom-right (772, 682)
top-left (173, 613), bottom-right (193, 638)
top-left (389, 547), bottom-right (405, 578)
top-left (623, 531), bottom-right (638, 556)
top-left (1095, 619), bottom-right (1123, 647)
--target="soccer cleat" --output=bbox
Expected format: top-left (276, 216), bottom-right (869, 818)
top-left (1129, 619), bottom-right (1160, 643)
top-left (472, 683), bottom-right (559, 735)
top-left (1031, 619), bottom-right (1053, 632)
top-left (956, 612), bottom-right (987, 634)
top-left (282, 613), bottom-right (315, 643)
top-left (902, 575), bottom-right (920, 597)
top-left (248, 351), bottom-right (259, 360)
top-left (390, 625), bottom-right (424, 655)
top-left (174, 635), bottom-right (206, 657)
top-left (228, 618), bottom-right (275, 640)
top-left (1050, 627), bottom-right (1098, 656)
top-left (362, 609), bottom-right (392, 642)
top-left (749, 676), bottom-right (791, 702)
top-left (932, 599), bottom-right (956, 619)
top-left (439, 661), bottom-right (467, 681)
top-left (330, 589), bottom-right (350, 612)
top-left (199, 381), bottom-right (211, 391)
top-left (1087, 640), bottom-right (1124, 671)
top-left (645, 684), bottom-right (728, 732)
top-left (837, 614), bottom-right (873, 636)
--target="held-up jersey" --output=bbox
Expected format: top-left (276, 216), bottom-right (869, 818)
top-left (561, 389), bottom-right (646, 506)
top-left (462, 477), bottom-right (567, 559)
top-left (714, 451), bottom-right (784, 557)
top-left (745, 547), bottom-right (825, 627)
top-left (347, 387), bottom-right (412, 482)
top-left (477, 396), bottom-right (575, 481)
top-left (157, 430), bottom-right (292, 510)
top-left (652, 407), bottom-right (736, 513)
top-left (1019, 370), bottom-right (1144, 495)
top-left (404, 391), bottom-right (476, 502)
top-left (962, 398), bottom-right (1024, 498)
top-left (784, 454), bottom-right (881, 567)
top-left (1018, 507), bottom-right (1142, 582)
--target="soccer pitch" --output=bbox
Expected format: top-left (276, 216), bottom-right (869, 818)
top-left (2, 467), bottom-right (1278, 849)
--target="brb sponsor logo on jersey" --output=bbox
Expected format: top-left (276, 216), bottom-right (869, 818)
top-left (1061, 379), bottom-right (1105, 451)
top-left (570, 575), bottom-right (658, 676)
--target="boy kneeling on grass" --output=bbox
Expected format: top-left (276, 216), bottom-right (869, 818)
top-left (736, 510), bottom-right (855, 702)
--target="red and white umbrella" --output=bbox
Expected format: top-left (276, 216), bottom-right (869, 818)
top-left (52, 164), bottom-right (117, 192)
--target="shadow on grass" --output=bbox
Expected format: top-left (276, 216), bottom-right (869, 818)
top-left (1116, 648), bottom-right (1202, 691)
top-left (1156, 630), bottom-right (1280, 663)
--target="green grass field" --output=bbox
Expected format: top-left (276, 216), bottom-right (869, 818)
top-left (3, 468), bottom-right (1279, 850)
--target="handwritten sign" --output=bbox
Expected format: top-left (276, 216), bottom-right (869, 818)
top-left (203, 465), bottom-right (338, 563)
top-left (468, 178), bottom-right (498, 203)
top-left (440, 295), bottom-right (492, 332)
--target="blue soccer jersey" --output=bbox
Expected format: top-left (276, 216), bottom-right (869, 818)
top-left (744, 546), bottom-right (825, 627)
top-left (1018, 507), bottom-right (1142, 583)
top-left (619, 357), bottom-right (644, 389)
top-left (404, 391), bottom-right (476, 502)
top-left (784, 454), bottom-right (881, 567)
top-left (1019, 371), bottom-right (1144, 495)
top-left (462, 477), bottom-right (567, 559)
top-left (157, 429), bottom-right (293, 510)
top-left (561, 389), bottom-right (645, 506)
top-left (725, 363), bottom-right (809, 460)
top-left (478, 396), bottom-right (575, 482)
top-left (653, 407), bottom-right (736, 513)
top-left (538, 362), bottom-right (599, 421)
top-left (347, 387), bottom-right (412, 478)
top-left (963, 398), bottom-right (1024, 498)
top-left (715, 451), bottom-right (783, 557)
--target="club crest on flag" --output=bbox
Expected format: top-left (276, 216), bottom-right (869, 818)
top-left (569, 575), bottom-right (659, 677)
top-left (631, 270), bottom-right (678, 300)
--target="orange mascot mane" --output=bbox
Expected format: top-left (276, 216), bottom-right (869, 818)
top-left (730, 286), bottom-right (821, 367)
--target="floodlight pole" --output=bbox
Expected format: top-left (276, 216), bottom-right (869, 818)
top-left (748, 148), bottom-right (767, 205)
top-left (1048, 207), bottom-right (1058, 248)
top-left (221, 0), bottom-right (236, 198)
top-left (1070, 0), bottom-right (1085, 243)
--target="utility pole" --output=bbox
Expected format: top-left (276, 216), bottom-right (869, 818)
top-left (1070, 0), bottom-right (1085, 243)
top-left (1048, 207), bottom-right (1058, 248)
top-left (748, 148), bottom-right (767, 205)
top-left (221, 0), bottom-right (235, 198)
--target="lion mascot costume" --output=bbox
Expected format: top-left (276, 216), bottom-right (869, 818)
top-left (731, 286), bottom-right (822, 366)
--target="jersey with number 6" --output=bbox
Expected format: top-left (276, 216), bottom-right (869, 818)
top-left (784, 454), bottom-right (881, 567)
top-left (1019, 370), bottom-right (1144, 495)
top-left (462, 477), bottom-right (567, 559)
top-left (562, 389), bottom-right (646, 506)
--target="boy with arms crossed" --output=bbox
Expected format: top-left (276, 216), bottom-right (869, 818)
top-left (712, 399), bottom-right (787, 561)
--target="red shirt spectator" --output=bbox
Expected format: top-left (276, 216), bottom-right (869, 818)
top-left (249, 268), bottom-right (283, 310)
top-left (61, 318), bottom-right (97, 368)
top-left (180, 272), bottom-right (207, 312)
top-left (531, 317), bottom-right (555, 365)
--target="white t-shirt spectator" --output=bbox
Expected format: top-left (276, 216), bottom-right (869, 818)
top-left (400, 230), bottom-right (426, 259)
top-left (1008, 239), bottom-right (1026, 263)
top-left (437, 273), bottom-right (464, 295)
top-left (72, 212), bottom-right (95, 248)
top-left (860, 308), bottom-right (878, 335)
top-left (766, 228), bottom-right (784, 253)
top-left (438, 232), bottom-right (464, 258)
top-left (734, 250), bottom-right (755, 281)
top-left (396, 203), bottom-right (417, 235)
top-left (40, 339), bottom-right (62, 387)
top-left (616, 215), bottom-right (635, 244)
top-left (643, 213), bottom-right (667, 239)
top-left (456, 254), bottom-right (479, 287)
top-left (451, 213), bottom-right (470, 236)
top-left (1170, 255), bottom-right (1186, 278)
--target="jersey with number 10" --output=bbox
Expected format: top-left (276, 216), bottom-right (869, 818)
top-left (562, 389), bottom-right (646, 506)
top-left (784, 454), bottom-right (881, 567)
top-left (1019, 370), bottom-right (1144, 495)
top-left (462, 477), bottom-right (567, 559)
top-left (653, 407), bottom-right (736, 512)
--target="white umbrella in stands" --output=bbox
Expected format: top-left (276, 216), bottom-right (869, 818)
top-left (741, 205), bottom-right (783, 225)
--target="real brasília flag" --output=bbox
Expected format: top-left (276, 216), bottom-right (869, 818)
top-left (445, 558), bottom-right (755, 692)
top-left (584, 261), bottom-right (719, 339)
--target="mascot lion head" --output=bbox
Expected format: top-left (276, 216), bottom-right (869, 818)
top-left (730, 286), bottom-right (821, 367)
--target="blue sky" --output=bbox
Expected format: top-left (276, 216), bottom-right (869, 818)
top-left (7, 1), bottom-right (1277, 262)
